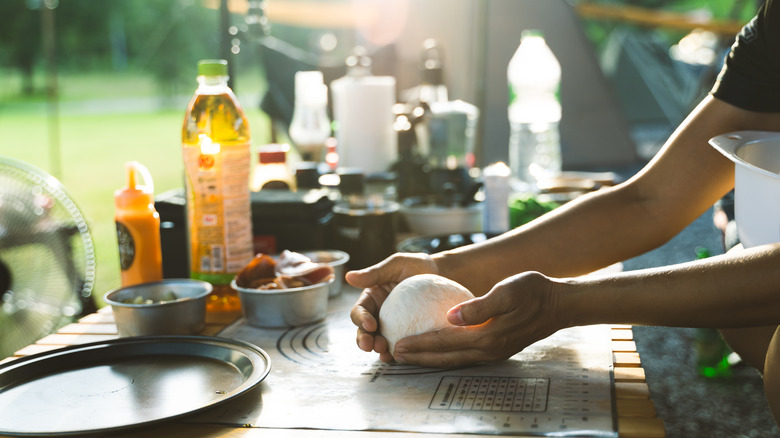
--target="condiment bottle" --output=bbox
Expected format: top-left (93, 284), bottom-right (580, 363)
top-left (114, 161), bottom-right (163, 287)
top-left (250, 144), bottom-right (297, 191)
top-left (182, 59), bottom-right (254, 312)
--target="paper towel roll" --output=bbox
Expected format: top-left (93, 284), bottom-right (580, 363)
top-left (331, 75), bottom-right (397, 174)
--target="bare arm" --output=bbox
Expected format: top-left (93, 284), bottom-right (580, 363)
top-left (434, 96), bottom-right (780, 296)
top-left (348, 96), bottom-right (780, 364)
top-left (393, 242), bottom-right (780, 367)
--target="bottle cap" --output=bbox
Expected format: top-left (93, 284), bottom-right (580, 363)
top-left (115, 161), bottom-right (155, 210)
top-left (345, 46), bottom-right (372, 76)
top-left (259, 144), bottom-right (289, 164)
top-left (420, 39), bottom-right (444, 85)
top-left (198, 59), bottom-right (229, 77)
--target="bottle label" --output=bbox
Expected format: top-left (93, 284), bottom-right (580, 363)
top-left (116, 221), bottom-right (135, 271)
top-left (183, 142), bottom-right (254, 277)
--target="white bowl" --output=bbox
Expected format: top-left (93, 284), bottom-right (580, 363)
top-left (710, 131), bottom-right (780, 248)
top-left (401, 203), bottom-right (483, 236)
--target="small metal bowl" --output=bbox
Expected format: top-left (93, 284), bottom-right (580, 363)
top-left (300, 250), bottom-right (350, 297)
top-left (231, 277), bottom-right (334, 328)
top-left (103, 279), bottom-right (212, 337)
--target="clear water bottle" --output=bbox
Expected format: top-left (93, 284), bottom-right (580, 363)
top-left (507, 30), bottom-right (561, 188)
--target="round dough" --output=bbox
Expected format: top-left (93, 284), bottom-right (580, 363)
top-left (379, 274), bottom-right (475, 356)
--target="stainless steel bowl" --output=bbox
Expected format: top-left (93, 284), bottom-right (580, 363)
top-left (104, 279), bottom-right (212, 337)
top-left (301, 249), bottom-right (350, 297)
top-left (231, 278), bottom-right (333, 328)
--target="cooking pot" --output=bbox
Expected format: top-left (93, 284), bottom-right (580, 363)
top-left (709, 131), bottom-right (780, 248)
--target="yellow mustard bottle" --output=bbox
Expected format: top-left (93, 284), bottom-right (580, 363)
top-left (114, 161), bottom-right (163, 287)
top-left (182, 59), bottom-right (253, 312)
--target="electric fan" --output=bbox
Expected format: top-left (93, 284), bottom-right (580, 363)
top-left (0, 157), bottom-right (96, 358)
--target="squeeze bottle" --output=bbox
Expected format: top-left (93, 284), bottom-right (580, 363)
top-left (114, 161), bottom-right (163, 287)
top-left (182, 59), bottom-right (254, 312)
top-left (507, 30), bottom-right (562, 188)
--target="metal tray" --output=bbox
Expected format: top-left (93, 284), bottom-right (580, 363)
top-left (0, 335), bottom-right (271, 436)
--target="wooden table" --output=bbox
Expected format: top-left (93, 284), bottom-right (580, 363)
top-left (2, 307), bottom-right (665, 438)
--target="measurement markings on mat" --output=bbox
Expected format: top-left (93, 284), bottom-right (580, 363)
top-left (430, 376), bottom-right (549, 412)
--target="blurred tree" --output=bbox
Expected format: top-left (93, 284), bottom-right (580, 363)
top-left (0, 1), bottom-right (43, 95)
top-left (0, 0), bottom-right (219, 99)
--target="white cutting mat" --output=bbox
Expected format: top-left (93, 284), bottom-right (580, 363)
top-left (192, 286), bottom-right (618, 437)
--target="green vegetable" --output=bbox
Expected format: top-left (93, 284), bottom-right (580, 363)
top-left (509, 195), bottom-right (559, 228)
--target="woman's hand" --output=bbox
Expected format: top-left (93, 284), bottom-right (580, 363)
top-left (346, 253), bottom-right (440, 362)
top-left (391, 271), bottom-right (567, 368)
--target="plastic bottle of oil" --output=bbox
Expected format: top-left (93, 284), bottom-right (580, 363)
top-left (182, 59), bottom-right (254, 312)
top-left (114, 161), bottom-right (163, 287)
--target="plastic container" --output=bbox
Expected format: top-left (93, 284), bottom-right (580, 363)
top-left (182, 59), bottom-right (254, 312)
top-left (709, 131), bottom-right (780, 248)
top-left (482, 162), bottom-right (511, 233)
top-left (331, 47), bottom-right (397, 174)
top-left (251, 144), bottom-right (296, 191)
top-left (507, 31), bottom-right (562, 187)
top-left (114, 161), bottom-right (163, 287)
top-left (289, 71), bottom-right (331, 162)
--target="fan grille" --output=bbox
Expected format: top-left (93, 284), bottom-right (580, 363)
top-left (0, 157), bottom-right (96, 358)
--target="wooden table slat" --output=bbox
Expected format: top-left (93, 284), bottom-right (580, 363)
top-left (615, 382), bottom-right (651, 399)
top-left (611, 328), bottom-right (634, 341)
top-left (615, 366), bottom-right (646, 383)
top-left (614, 352), bottom-right (642, 367)
top-left (617, 399), bottom-right (658, 418)
top-left (618, 417), bottom-right (667, 438)
top-left (612, 340), bottom-right (638, 353)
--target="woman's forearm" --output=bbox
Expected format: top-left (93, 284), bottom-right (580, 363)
top-left (564, 242), bottom-right (780, 329)
top-left (432, 97), bottom-right (780, 297)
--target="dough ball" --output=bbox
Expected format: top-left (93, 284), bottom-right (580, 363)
top-left (379, 274), bottom-right (475, 356)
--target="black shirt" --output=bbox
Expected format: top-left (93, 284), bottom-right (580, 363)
top-left (710, 0), bottom-right (780, 112)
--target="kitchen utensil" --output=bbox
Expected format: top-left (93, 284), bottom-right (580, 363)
top-left (232, 277), bottom-right (333, 328)
top-left (301, 249), bottom-right (350, 297)
top-left (0, 336), bottom-right (270, 436)
top-left (104, 279), bottom-right (211, 337)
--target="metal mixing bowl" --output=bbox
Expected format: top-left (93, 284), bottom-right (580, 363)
top-left (231, 277), bottom-right (333, 328)
top-left (104, 279), bottom-right (212, 337)
top-left (301, 249), bottom-right (350, 297)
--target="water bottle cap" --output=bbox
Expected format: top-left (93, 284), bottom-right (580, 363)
top-left (198, 59), bottom-right (229, 77)
top-left (521, 29), bottom-right (544, 40)
top-left (420, 39), bottom-right (444, 85)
